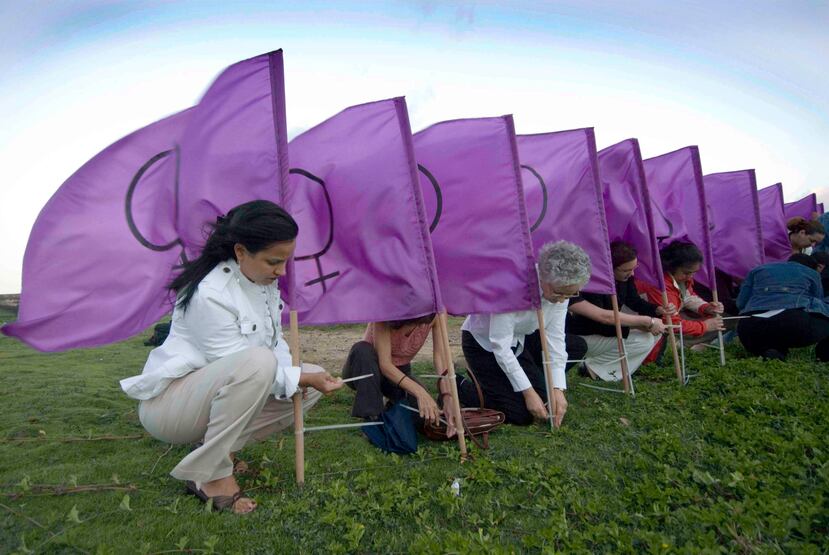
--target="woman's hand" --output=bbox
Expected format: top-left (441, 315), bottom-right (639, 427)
top-left (656, 303), bottom-right (678, 316)
top-left (414, 388), bottom-right (442, 426)
top-left (299, 371), bottom-right (344, 395)
top-left (552, 389), bottom-right (568, 428)
top-left (704, 316), bottom-right (725, 332)
top-left (703, 302), bottom-right (724, 315)
top-left (648, 318), bottom-right (666, 335)
top-left (522, 388), bottom-right (549, 421)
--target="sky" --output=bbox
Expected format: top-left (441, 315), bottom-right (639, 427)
top-left (0, 0), bottom-right (827, 293)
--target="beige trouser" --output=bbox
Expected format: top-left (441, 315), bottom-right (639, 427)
top-left (138, 347), bottom-right (323, 483)
top-left (582, 330), bottom-right (657, 381)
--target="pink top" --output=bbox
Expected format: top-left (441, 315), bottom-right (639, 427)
top-left (364, 322), bottom-right (432, 367)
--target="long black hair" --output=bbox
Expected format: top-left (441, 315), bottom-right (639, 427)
top-left (660, 240), bottom-right (703, 273)
top-left (170, 200), bottom-right (298, 310)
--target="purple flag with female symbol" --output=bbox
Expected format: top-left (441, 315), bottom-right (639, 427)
top-left (784, 193), bottom-right (818, 222)
top-left (704, 170), bottom-right (765, 280)
top-left (517, 129), bottom-right (614, 294)
top-left (177, 50), bottom-right (290, 259)
top-left (758, 183), bottom-right (791, 262)
top-left (597, 139), bottom-right (664, 289)
top-left (3, 50), bottom-right (291, 351)
top-left (285, 97), bottom-right (441, 325)
top-left (2, 110), bottom-right (192, 351)
top-left (413, 116), bottom-right (539, 315)
top-left (643, 146), bottom-right (716, 289)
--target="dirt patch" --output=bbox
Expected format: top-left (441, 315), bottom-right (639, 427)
top-left (299, 317), bottom-right (466, 374)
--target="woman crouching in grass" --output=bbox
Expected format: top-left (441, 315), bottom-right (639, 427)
top-left (120, 200), bottom-right (343, 514)
top-left (342, 314), bottom-right (455, 435)
top-left (458, 241), bottom-right (591, 427)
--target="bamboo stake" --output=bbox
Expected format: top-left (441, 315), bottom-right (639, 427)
top-left (288, 310), bottom-right (305, 486)
top-left (536, 308), bottom-right (556, 431)
top-left (436, 312), bottom-right (468, 459)
top-left (610, 295), bottom-right (631, 395)
top-left (711, 289), bottom-right (726, 366)
top-left (661, 290), bottom-right (683, 384)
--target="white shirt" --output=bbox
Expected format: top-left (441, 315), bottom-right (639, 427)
top-left (120, 259), bottom-right (301, 401)
top-left (461, 298), bottom-right (569, 393)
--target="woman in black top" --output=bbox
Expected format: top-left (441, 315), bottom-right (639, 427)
top-left (567, 241), bottom-right (671, 381)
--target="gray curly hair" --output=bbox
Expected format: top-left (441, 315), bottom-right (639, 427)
top-left (537, 240), bottom-right (592, 287)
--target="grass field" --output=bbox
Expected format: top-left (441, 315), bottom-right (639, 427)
top-left (1, 305), bottom-right (827, 554)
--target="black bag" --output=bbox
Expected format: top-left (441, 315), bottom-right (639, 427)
top-left (144, 322), bottom-right (171, 346)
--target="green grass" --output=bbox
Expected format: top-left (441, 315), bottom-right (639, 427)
top-left (1, 306), bottom-right (827, 554)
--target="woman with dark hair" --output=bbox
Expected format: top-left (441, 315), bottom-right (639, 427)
top-left (567, 241), bottom-right (670, 381)
top-left (341, 313), bottom-right (452, 433)
top-left (637, 241), bottom-right (724, 363)
top-left (788, 217), bottom-right (826, 255)
top-left (459, 241), bottom-right (590, 427)
top-left (120, 200), bottom-right (343, 514)
top-left (737, 253), bottom-right (829, 361)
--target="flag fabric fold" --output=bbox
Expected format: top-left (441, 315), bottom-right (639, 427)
top-left (517, 129), bottom-right (614, 295)
top-left (413, 116), bottom-right (539, 315)
top-left (285, 97), bottom-right (441, 325)
top-left (703, 170), bottom-right (765, 280)
top-left (3, 50), bottom-right (291, 351)
top-left (643, 146), bottom-right (716, 289)
top-left (757, 183), bottom-right (792, 262)
top-left (784, 193), bottom-right (818, 222)
top-left (597, 139), bottom-right (664, 289)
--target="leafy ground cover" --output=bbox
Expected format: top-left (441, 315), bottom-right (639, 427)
top-left (1, 304), bottom-right (827, 553)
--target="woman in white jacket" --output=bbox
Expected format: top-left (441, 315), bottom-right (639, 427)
top-left (120, 200), bottom-right (342, 514)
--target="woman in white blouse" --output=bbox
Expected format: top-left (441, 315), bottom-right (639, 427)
top-left (459, 241), bottom-right (591, 427)
top-left (120, 200), bottom-right (342, 514)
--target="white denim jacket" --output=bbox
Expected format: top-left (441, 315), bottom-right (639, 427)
top-left (120, 259), bottom-right (300, 401)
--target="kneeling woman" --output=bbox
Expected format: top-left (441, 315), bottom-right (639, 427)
top-left (120, 201), bottom-right (343, 514)
top-left (341, 314), bottom-right (449, 431)
top-left (637, 241), bottom-right (724, 362)
top-left (737, 254), bottom-right (829, 361)
top-left (567, 241), bottom-right (668, 381)
top-left (460, 241), bottom-right (591, 427)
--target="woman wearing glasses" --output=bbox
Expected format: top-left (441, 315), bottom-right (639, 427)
top-left (458, 241), bottom-right (590, 427)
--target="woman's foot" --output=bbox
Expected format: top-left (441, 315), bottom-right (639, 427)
top-left (197, 475), bottom-right (256, 514)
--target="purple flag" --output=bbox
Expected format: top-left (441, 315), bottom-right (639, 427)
top-left (517, 129), bottom-right (614, 294)
top-left (704, 170), bottom-right (765, 279)
top-left (597, 139), bottom-right (664, 288)
top-left (413, 116), bottom-right (539, 315)
top-left (758, 183), bottom-right (791, 262)
top-left (285, 98), bottom-right (441, 325)
top-left (2, 110), bottom-right (191, 351)
top-left (3, 50), bottom-right (291, 351)
top-left (818, 203), bottom-right (825, 215)
top-left (784, 193), bottom-right (818, 222)
top-left (177, 50), bottom-right (290, 259)
top-left (643, 146), bottom-right (716, 289)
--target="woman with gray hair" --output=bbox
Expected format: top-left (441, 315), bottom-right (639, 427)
top-left (457, 241), bottom-right (591, 426)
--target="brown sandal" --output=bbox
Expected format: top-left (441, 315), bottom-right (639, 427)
top-left (185, 480), bottom-right (255, 513)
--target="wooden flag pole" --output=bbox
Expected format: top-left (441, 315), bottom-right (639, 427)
top-left (661, 291), bottom-right (683, 383)
top-left (437, 312), bottom-right (468, 459)
top-left (711, 289), bottom-right (726, 366)
top-left (288, 310), bottom-right (305, 486)
top-left (536, 308), bottom-right (556, 432)
top-left (610, 295), bottom-right (631, 394)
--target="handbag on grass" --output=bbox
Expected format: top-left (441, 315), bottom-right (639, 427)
top-left (422, 366), bottom-right (505, 449)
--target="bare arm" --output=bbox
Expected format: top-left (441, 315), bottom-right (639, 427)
top-left (568, 298), bottom-right (654, 330)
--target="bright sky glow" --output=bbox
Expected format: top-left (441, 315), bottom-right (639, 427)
top-left (1, 0), bottom-right (827, 292)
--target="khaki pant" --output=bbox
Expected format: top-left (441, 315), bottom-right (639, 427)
top-left (582, 330), bottom-right (657, 381)
top-left (138, 347), bottom-right (323, 483)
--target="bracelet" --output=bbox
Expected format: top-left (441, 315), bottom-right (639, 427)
top-left (397, 374), bottom-right (409, 387)
top-left (649, 317), bottom-right (655, 330)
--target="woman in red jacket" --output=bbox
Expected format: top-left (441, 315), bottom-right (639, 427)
top-left (637, 241), bottom-right (724, 363)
